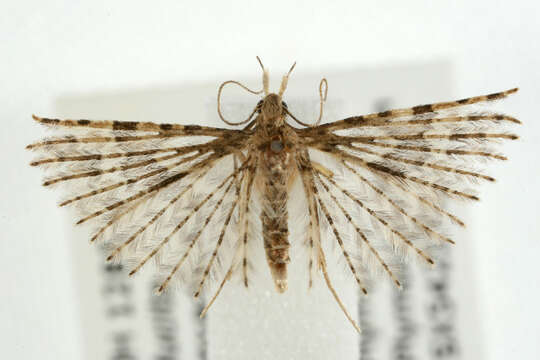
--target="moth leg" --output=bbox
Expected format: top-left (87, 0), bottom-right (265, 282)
top-left (318, 247), bottom-right (362, 334)
top-left (297, 149), bottom-right (361, 333)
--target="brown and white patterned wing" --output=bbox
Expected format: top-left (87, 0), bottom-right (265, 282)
top-left (28, 116), bottom-right (251, 294)
top-left (298, 88), bottom-right (520, 290)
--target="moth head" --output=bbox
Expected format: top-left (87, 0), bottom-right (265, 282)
top-left (216, 58), bottom-right (298, 127)
top-left (259, 93), bottom-right (286, 120)
top-left (256, 57), bottom-right (296, 122)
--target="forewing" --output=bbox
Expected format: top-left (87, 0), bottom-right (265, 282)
top-left (28, 116), bottom-right (250, 292)
top-left (297, 89), bottom-right (520, 289)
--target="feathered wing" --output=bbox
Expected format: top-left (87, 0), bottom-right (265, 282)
top-left (28, 115), bottom-right (253, 294)
top-left (296, 88), bottom-right (520, 290)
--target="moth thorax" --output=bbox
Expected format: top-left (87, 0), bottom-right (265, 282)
top-left (270, 138), bottom-right (284, 153)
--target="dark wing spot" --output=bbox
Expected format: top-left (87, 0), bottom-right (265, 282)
top-left (113, 121), bottom-right (138, 131)
top-left (159, 123), bottom-right (173, 131)
top-left (487, 92), bottom-right (503, 100)
top-left (412, 104), bottom-right (433, 114)
top-left (42, 118), bottom-right (60, 124)
top-left (366, 162), bottom-right (405, 178)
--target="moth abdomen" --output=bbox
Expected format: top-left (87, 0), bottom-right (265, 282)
top-left (257, 128), bottom-right (297, 293)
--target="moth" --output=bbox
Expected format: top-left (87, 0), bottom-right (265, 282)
top-left (27, 57), bottom-right (519, 332)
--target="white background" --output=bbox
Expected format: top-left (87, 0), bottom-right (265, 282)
top-left (1, 1), bottom-right (539, 359)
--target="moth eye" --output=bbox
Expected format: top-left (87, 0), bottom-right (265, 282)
top-left (281, 101), bottom-right (288, 108)
top-left (255, 99), bottom-right (263, 112)
top-left (270, 139), bottom-right (284, 153)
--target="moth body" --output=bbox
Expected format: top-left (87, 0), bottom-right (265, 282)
top-left (254, 93), bottom-right (298, 293)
